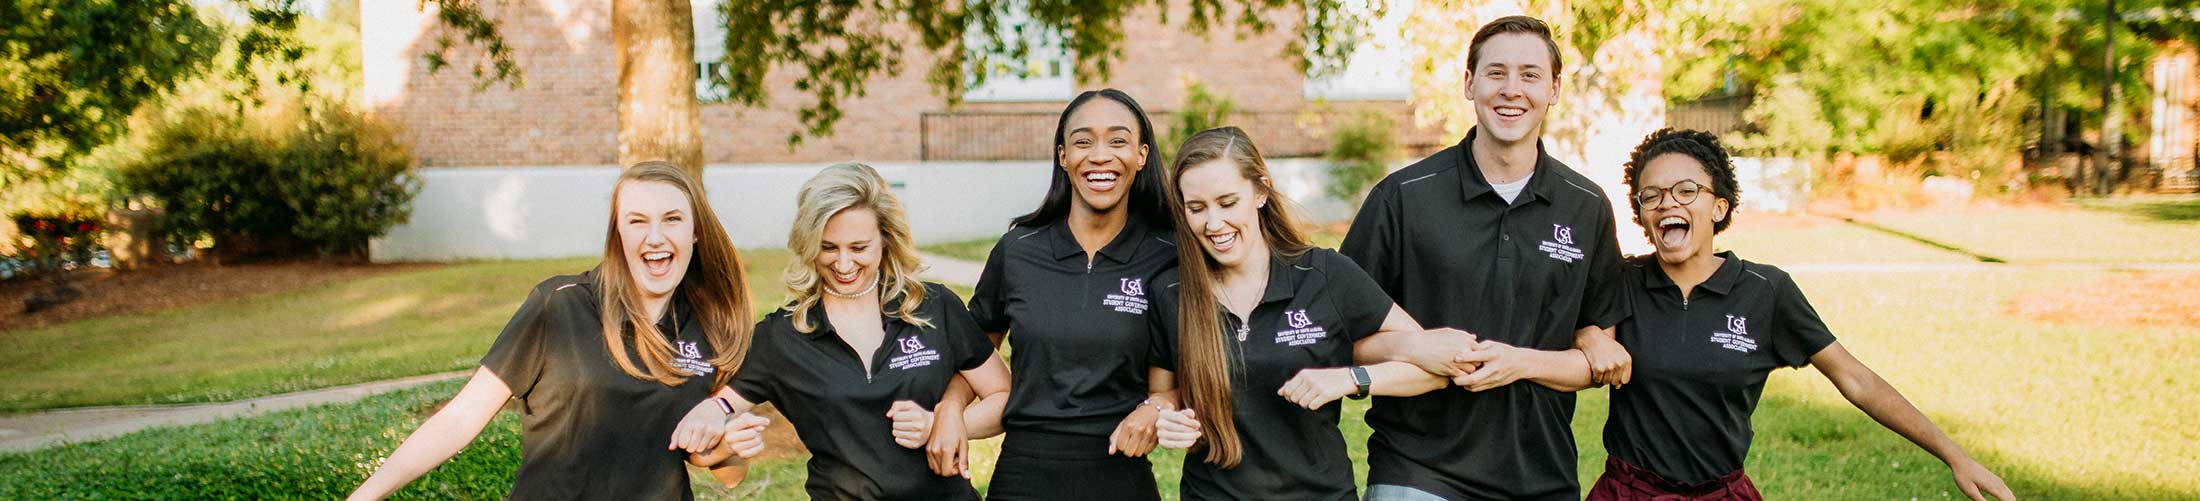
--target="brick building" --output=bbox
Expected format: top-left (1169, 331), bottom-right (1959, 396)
top-left (361, 0), bottom-right (1441, 168)
top-left (359, 1), bottom-right (1446, 261)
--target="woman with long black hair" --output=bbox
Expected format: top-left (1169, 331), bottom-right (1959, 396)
top-left (961, 88), bottom-right (1180, 500)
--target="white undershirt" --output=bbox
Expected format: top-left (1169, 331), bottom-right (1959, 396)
top-left (1493, 174), bottom-right (1533, 204)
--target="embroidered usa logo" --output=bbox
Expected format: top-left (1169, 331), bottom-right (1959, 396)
top-left (1120, 277), bottom-right (1144, 296)
top-left (676, 341), bottom-right (702, 359)
top-left (899, 336), bottom-right (925, 354)
top-left (1286, 309), bottom-right (1313, 329)
top-left (1553, 224), bottom-right (1575, 246)
top-left (1726, 314), bottom-right (1748, 335)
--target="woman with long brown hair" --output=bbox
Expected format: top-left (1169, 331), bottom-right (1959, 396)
top-left (350, 161), bottom-right (765, 500)
top-left (1147, 127), bottom-right (1473, 499)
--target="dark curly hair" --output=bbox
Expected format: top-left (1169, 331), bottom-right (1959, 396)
top-left (1622, 128), bottom-right (1741, 234)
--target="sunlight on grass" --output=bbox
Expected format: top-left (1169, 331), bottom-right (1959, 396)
top-left (0, 251), bottom-right (795, 412)
top-left (1864, 202), bottom-right (2200, 263)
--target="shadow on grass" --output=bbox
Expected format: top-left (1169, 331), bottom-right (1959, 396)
top-left (1569, 386), bottom-right (2194, 500)
top-left (1838, 217), bottom-right (2008, 263)
top-left (2120, 198), bottom-right (2200, 222)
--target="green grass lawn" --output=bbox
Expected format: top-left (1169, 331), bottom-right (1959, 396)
top-left (7, 200), bottom-right (2197, 498)
top-left (0, 251), bottom-right (794, 412)
top-left (7, 265), bottom-right (2194, 499)
top-left (920, 237), bottom-right (998, 263)
top-left (1858, 196), bottom-right (2200, 263)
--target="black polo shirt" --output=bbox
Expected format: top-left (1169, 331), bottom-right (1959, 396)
top-left (480, 269), bottom-right (720, 500)
top-left (728, 282), bottom-right (991, 500)
top-left (1149, 248), bottom-right (1394, 500)
top-left (1339, 129), bottom-right (1626, 500)
top-left (967, 219), bottom-right (1178, 436)
top-left (1603, 252), bottom-right (1837, 485)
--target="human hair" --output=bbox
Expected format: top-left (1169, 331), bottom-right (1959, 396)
top-left (782, 162), bottom-right (931, 332)
top-left (1467, 15), bottom-right (1563, 77)
top-left (1163, 126), bottom-right (1312, 468)
top-left (1622, 128), bottom-right (1743, 233)
top-left (596, 161), bottom-right (753, 388)
top-left (1010, 88), bottom-right (1173, 230)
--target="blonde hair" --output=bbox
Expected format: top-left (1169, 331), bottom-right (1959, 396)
top-left (596, 161), bottom-right (753, 388)
top-left (782, 163), bottom-right (930, 332)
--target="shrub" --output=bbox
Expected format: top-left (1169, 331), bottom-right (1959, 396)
top-left (1325, 110), bottom-right (1396, 205)
top-left (275, 107), bottom-right (421, 255)
top-left (1163, 80), bottom-right (1236, 163)
top-left (120, 101), bottom-right (419, 260)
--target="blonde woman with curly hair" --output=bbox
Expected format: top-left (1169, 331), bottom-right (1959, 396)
top-left (691, 163), bottom-right (1011, 499)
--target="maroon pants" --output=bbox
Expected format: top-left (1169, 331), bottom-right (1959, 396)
top-left (1586, 456), bottom-right (1763, 501)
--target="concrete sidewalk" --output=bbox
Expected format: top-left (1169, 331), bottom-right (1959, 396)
top-left (919, 252), bottom-right (983, 286)
top-left (0, 370), bottom-right (470, 453)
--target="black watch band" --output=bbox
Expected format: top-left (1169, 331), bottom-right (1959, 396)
top-left (1349, 366), bottom-right (1372, 400)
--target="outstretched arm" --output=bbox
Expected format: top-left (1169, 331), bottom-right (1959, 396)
top-left (1813, 342), bottom-right (2014, 501)
top-left (348, 367), bottom-right (514, 501)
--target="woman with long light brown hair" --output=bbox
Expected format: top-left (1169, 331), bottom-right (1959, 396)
top-left (350, 161), bottom-right (766, 500)
top-left (1147, 127), bottom-right (1474, 499)
top-left (698, 163), bottom-right (1012, 499)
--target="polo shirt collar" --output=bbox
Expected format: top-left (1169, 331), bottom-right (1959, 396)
top-left (578, 267), bottom-right (695, 334)
top-left (1455, 127), bottom-right (1562, 206)
top-left (1257, 251), bottom-right (1308, 306)
top-left (1640, 251), bottom-right (1746, 297)
top-left (1047, 217), bottom-right (1150, 265)
top-left (798, 293), bottom-right (920, 337)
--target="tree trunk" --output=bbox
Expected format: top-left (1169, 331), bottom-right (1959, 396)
top-left (613, 0), bottom-right (704, 177)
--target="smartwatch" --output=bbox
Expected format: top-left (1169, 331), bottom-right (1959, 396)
top-left (1349, 366), bottom-right (1372, 400)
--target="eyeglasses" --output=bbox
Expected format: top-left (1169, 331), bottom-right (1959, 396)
top-left (1635, 180), bottom-right (1708, 208)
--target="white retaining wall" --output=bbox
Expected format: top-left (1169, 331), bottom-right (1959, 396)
top-left (367, 158), bottom-right (1802, 262)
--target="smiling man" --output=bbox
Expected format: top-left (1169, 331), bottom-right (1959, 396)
top-left (1340, 15), bottom-right (1627, 501)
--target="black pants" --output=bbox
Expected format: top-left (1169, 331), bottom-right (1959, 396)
top-left (986, 429), bottom-right (1161, 501)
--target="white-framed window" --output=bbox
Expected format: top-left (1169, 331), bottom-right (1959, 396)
top-left (693, 0), bottom-right (730, 103)
top-left (963, 1), bottom-right (1075, 102)
top-left (1303, 0), bottom-right (1411, 101)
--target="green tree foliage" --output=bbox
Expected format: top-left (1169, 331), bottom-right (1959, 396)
top-left (0, 1), bottom-right (219, 185)
top-left (1669, 0), bottom-right (2200, 189)
top-left (1, 0), bottom-right (315, 203)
